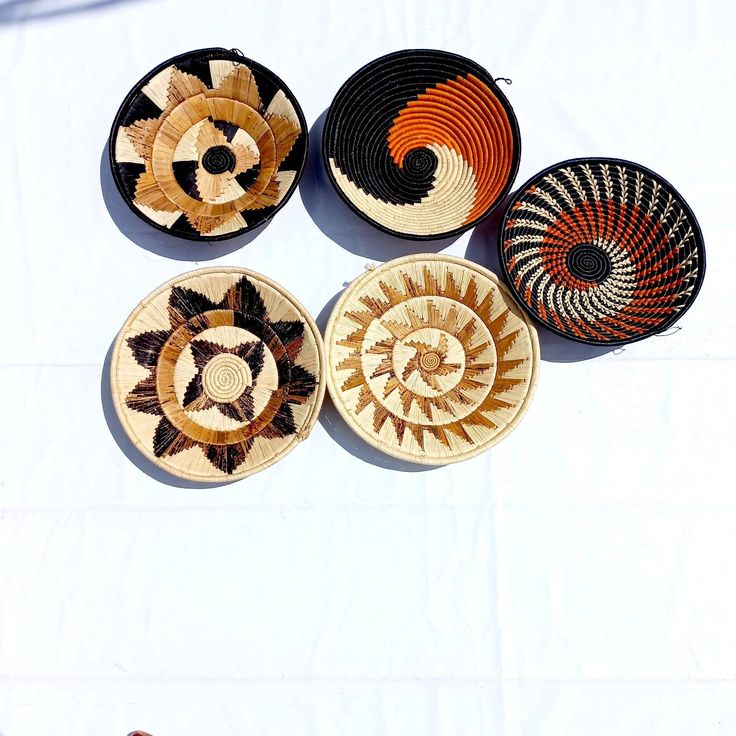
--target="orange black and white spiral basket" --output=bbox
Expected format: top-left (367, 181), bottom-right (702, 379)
top-left (109, 48), bottom-right (308, 241)
top-left (499, 158), bottom-right (705, 345)
top-left (111, 268), bottom-right (325, 481)
top-left (322, 49), bottom-right (520, 240)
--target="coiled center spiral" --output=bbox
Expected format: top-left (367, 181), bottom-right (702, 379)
top-left (419, 351), bottom-right (442, 371)
top-left (566, 244), bottom-right (612, 283)
top-left (403, 148), bottom-right (438, 180)
top-left (202, 145), bottom-right (237, 175)
top-left (201, 354), bottom-right (251, 403)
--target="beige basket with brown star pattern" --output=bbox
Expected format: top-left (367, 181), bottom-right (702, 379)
top-left (111, 267), bottom-right (325, 481)
top-left (325, 255), bottom-right (539, 464)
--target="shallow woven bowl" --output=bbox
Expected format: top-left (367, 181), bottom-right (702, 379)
top-left (325, 255), bottom-right (539, 464)
top-left (499, 158), bottom-right (706, 345)
top-left (109, 48), bottom-right (308, 241)
top-left (322, 49), bottom-right (520, 240)
top-left (111, 267), bottom-right (325, 481)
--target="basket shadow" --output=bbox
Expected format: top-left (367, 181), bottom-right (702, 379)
top-left (298, 109), bottom-right (460, 261)
top-left (99, 145), bottom-right (269, 262)
top-left (0, 0), bottom-right (145, 24)
top-left (465, 198), bottom-right (614, 363)
top-left (100, 338), bottom-right (235, 489)
top-left (315, 290), bottom-right (441, 473)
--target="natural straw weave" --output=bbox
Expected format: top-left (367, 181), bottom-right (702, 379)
top-left (500, 158), bottom-right (705, 345)
top-left (325, 255), bottom-right (539, 464)
top-left (111, 268), bottom-right (325, 481)
top-left (322, 50), bottom-right (520, 240)
top-left (109, 48), bottom-right (308, 241)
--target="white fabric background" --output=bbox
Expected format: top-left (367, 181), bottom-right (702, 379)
top-left (0, 0), bottom-right (734, 733)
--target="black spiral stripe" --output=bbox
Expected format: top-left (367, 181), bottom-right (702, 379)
top-left (327, 57), bottom-right (464, 204)
top-left (322, 49), bottom-right (520, 239)
top-left (499, 158), bottom-right (705, 346)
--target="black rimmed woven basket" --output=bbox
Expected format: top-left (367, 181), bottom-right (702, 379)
top-left (109, 48), bottom-right (308, 242)
top-left (322, 49), bottom-right (521, 241)
top-left (498, 158), bottom-right (705, 345)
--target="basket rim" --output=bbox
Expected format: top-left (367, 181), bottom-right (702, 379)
top-left (324, 253), bottom-right (540, 465)
top-left (497, 156), bottom-right (707, 347)
top-left (110, 266), bottom-right (327, 482)
top-left (321, 48), bottom-right (522, 242)
top-left (107, 47), bottom-right (309, 243)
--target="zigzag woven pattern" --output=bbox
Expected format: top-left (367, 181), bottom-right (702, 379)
top-left (111, 268), bottom-right (325, 481)
top-left (110, 48), bottom-right (307, 241)
top-left (325, 255), bottom-right (539, 464)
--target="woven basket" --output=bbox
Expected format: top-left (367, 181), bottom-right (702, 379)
top-left (109, 48), bottom-right (308, 241)
top-left (322, 50), bottom-right (520, 240)
top-left (111, 268), bottom-right (325, 481)
top-left (500, 158), bottom-right (705, 345)
top-left (325, 255), bottom-right (539, 464)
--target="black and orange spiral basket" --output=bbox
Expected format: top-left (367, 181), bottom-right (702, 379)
top-left (322, 49), bottom-right (520, 240)
top-left (499, 158), bottom-right (705, 346)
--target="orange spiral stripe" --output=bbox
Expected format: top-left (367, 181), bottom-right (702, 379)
top-left (387, 74), bottom-right (515, 224)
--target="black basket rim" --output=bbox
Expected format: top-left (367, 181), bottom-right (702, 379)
top-left (108, 47), bottom-right (309, 243)
top-left (497, 156), bottom-right (707, 346)
top-left (321, 48), bottom-right (521, 242)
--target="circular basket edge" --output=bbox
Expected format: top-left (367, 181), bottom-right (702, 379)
top-left (109, 266), bottom-right (327, 482)
top-left (323, 253), bottom-right (540, 466)
top-left (496, 156), bottom-right (707, 347)
top-left (107, 47), bottom-right (310, 243)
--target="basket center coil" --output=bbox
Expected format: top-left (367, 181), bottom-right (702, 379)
top-left (565, 243), bottom-right (612, 283)
top-left (201, 353), bottom-right (252, 403)
top-left (419, 351), bottom-right (441, 371)
top-left (389, 326), bottom-right (470, 399)
top-left (403, 148), bottom-right (438, 181)
top-left (201, 144), bottom-right (237, 175)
